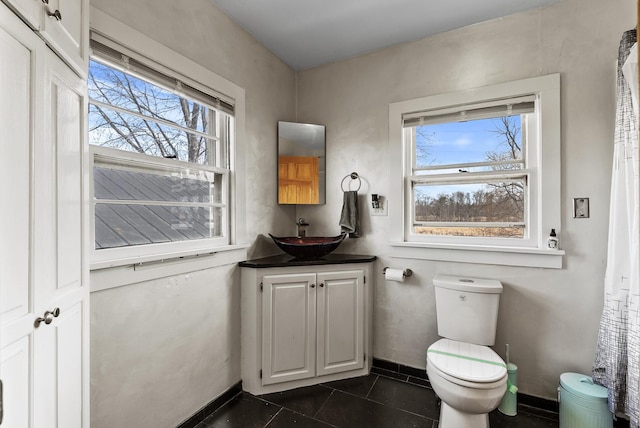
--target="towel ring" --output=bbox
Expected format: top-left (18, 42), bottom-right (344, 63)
top-left (341, 172), bottom-right (361, 192)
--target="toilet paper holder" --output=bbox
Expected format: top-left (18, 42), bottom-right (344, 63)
top-left (383, 267), bottom-right (413, 278)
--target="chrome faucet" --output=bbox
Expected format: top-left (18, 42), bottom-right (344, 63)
top-left (296, 218), bottom-right (309, 238)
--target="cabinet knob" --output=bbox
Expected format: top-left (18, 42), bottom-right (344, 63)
top-left (46, 7), bottom-right (62, 21)
top-left (34, 308), bottom-right (61, 328)
top-left (310, 283), bottom-right (315, 288)
top-left (319, 283), bottom-right (324, 287)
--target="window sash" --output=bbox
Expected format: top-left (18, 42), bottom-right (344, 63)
top-left (90, 146), bottom-right (230, 259)
top-left (88, 56), bottom-right (229, 167)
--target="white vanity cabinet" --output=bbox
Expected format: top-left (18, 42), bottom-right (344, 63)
top-left (1, 0), bottom-right (89, 76)
top-left (240, 255), bottom-right (375, 395)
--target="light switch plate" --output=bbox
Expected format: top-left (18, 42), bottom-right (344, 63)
top-left (573, 197), bottom-right (589, 218)
top-left (371, 195), bottom-right (388, 216)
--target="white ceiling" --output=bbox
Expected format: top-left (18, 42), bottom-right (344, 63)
top-left (210, 0), bottom-right (564, 70)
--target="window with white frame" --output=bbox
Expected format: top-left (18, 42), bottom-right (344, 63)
top-left (88, 36), bottom-right (235, 263)
top-left (389, 74), bottom-right (562, 265)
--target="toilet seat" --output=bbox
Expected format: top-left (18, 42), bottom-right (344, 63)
top-left (427, 338), bottom-right (507, 385)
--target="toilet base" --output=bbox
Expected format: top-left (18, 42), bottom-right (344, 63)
top-left (439, 401), bottom-right (490, 428)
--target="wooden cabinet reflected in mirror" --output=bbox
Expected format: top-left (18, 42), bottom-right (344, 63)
top-left (278, 121), bottom-right (326, 205)
top-left (279, 155), bottom-right (319, 204)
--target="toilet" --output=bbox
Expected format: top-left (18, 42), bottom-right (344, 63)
top-left (426, 275), bottom-right (507, 428)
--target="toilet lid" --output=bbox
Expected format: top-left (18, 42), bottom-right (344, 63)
top-left (427, 339), bottom-right (506, 383)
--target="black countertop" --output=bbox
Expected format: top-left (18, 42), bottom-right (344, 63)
top-left (239, 253), bottom-right (377, 268)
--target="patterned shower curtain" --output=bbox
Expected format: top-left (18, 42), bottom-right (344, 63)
top-left (593, 29), bottom-right (640, 426)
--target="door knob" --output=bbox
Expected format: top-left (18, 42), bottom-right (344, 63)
top-left (34, 308), bottom-right (61, 328)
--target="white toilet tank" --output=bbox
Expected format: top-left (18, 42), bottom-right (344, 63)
top-left (433, 274), bottom-right (503, 346)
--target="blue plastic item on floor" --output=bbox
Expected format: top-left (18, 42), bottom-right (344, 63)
top-left (558, 372), bottom-right (612, 428)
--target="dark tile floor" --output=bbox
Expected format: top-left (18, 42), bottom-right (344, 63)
top-left (196, 368), bottom-right (559, 428)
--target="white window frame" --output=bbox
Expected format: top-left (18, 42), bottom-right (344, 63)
top-left (389, 74), bottom-right (564, 268)
top-left (89, 7), bottom-right (247, 272)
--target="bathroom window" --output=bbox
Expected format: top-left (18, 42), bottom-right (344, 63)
top-left (389, 75), bottom-right (562, 267)
top-left (88, 36), bottom-right (235, 265)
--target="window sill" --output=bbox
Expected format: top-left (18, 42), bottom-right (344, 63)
top-left (389, 242), bottom-right (564, 269)
top-left (90, 244), bottom-right (249, 292)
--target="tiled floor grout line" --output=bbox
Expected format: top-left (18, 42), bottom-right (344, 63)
top-left (262, 407), bottom-right (284, 428)
top-left (328, 375), bottom-right (438, 424)
top-left (364, 374), bottom-right (379, 399)
top-left (311, 387), bottom-right (333, 418)
top-left (255, 388), bottom-right (339, 428)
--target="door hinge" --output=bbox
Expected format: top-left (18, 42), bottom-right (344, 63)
top-left (364, 276), bottom-right (366, 284)
top-left (260, 283), bottom-right (263, 292)
top-left (364, 353), bottom-right (367, 362)
top-left (259, 369), bottom-right (262, 379)
top-left (0, 378), bottom-right (3, 425)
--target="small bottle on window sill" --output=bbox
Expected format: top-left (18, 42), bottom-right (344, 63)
top-left (547, 229), bottom-right (559, 249)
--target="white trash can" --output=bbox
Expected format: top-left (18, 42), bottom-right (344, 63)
top-left (558, 372), bottom-right (612, 428)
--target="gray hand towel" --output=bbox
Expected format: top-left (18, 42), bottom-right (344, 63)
top-left (339, 190), bottom-right (360, 237)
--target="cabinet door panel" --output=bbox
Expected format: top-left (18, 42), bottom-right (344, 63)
top-left (39, 0), bottom-right (88, 76)
top-left (316, 270), bottom-right (364, 376)
top-left (1, 0), bottom-right (42, 30)
top-left (34, 48), bottom-right (86, 308)
top-left (262, 273), bottom-right (316, 385)
top-left (0, 337), bottom-right (31, 428)
top-left (34, 297), bottom-right (84, 428)
top-left (54, 63), bottom-right (84, 291)
top-left (0, 13), bottom-right (35, 325)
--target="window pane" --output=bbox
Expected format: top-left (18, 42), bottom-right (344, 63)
top-left (88, 60), bottom-right (215, 165)
top-left (95, 204), bottom-right (223, 249)
top-left (415, 115), bottom-right (523, 168)
top-left (89, 104), bottom-right (214, 164)
top-left (89, 60), bottom-right (210, 133)
top-left (94, 166), bottom-right (223, 204)
top-left (413, 180), bottom-right (525, 238)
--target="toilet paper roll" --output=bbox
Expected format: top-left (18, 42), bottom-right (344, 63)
top-left (384, 268), bottom-right (405, 282)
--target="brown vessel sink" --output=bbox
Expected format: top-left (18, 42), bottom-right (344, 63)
top-left (268, 233), bottom-right (347, 259)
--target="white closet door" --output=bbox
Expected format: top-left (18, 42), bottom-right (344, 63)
top-left (32, 45), bottom-right (88, 428)
top-left (0, 7), bottom-right (44, 427)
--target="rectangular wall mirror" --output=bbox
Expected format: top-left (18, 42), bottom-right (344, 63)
top-left (278, 121), bottom-right (326, 205)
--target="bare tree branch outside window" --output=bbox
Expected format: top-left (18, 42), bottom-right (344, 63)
top-left (413, 114), bottom-right (526, 238)
top-left (88, 60), bottom-right (211, 165)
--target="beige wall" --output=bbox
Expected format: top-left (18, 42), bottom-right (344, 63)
top-left (89, 0), bottom-right (636, 426)
top-left (296, 0), bottom-right (635, 400)
top-left (89, 0), bottom-right (296, 426)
